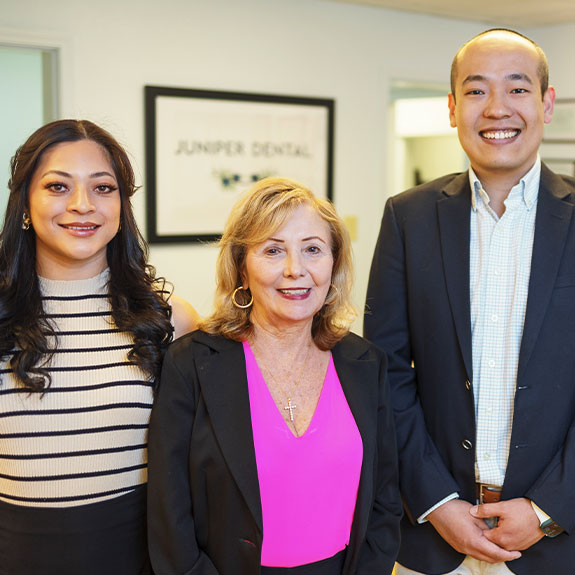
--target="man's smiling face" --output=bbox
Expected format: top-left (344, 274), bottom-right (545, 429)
top-left (448, 31), bottom-right (555, 185)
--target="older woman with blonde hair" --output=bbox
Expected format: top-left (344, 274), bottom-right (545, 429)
top-left (148, 177), bottom-right (402, 575)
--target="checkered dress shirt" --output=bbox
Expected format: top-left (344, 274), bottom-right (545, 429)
top-left (469, 159), bottom-right (540, 487)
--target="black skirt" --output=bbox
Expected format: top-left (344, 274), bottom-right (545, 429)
top-left (261, 548), bottom-right (346, 575)
top-left (0, 485), bottom-right (151, 575)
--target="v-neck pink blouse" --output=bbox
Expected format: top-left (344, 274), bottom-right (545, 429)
top-left (243, 341), bottom-right (363, 567)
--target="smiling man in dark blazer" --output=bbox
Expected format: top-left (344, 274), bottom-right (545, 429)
top-left (365, 29), bottom-right (575, 575)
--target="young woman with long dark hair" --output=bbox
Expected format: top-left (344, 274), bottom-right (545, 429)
top-left (0, 119), bottom-right (198, 574)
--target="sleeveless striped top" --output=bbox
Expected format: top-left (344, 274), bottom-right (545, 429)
top-left (0, 269), bottom-right (154, 507)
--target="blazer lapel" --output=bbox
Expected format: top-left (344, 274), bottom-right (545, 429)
top-left (518, 165), bottom-right (575, 380)
top-left (332, 336), bottom-right (379, 568)
top-left (194, 335), bottom-right (263, 532)
top-left (437, 174), bottom-right (473, 380)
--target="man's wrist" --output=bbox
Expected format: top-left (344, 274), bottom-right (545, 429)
top-left (417, 492), bottom-right (459, 524)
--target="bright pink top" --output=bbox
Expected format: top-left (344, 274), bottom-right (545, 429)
top-left (243, 341), bottom-right (363, 567)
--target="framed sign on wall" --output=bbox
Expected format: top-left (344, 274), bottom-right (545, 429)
top-left (541, 99), bottom-right (575, 178)
top-left (145, 86), bottom-right (334, 243)
top-left (543, 99), bottom-right (575, 143)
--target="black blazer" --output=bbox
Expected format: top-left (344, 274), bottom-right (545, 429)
top-left (365, 164), bottom-right (575, 575)
top-left (147, 330), bottom-right (402, 575)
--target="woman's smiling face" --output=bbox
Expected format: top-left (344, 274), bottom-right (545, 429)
top-left (28, 139), bottom-right (121, 279)
top-left (244, 203), bottom-right (334, 332)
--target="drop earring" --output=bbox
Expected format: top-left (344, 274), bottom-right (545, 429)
top-left (22, 213), bottom-right (31, 231)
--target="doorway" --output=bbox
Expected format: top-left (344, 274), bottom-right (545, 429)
top-left (0, 44), bottom-right (58, 214)
top-left (389, 80), bottom-right (467, 197)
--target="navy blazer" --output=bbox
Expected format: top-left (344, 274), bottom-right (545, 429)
top-left (365, 164), bottom-right (575, 575)
top-left (147, 330), bottom-right (402, 575)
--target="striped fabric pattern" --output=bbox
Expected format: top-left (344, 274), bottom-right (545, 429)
top-left (0, 269), bottom-right (153, 507)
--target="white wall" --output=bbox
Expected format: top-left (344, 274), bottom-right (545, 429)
top-left (2, 0), bottom-right (572, 330)
top-left (526, 23), bottom-right (575, 97)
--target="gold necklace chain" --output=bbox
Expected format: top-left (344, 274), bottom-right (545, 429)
top-left (252, 342), bottom-right (312, 425)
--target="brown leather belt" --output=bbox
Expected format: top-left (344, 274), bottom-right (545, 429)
top-left (476, 483), bottom-right (502, 504)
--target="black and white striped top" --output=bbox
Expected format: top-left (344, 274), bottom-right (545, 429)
top-left (0, 269), bottom-right (154, 507)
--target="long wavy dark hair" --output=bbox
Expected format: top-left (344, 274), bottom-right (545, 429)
top-left (0, 119), bottom-right (173, 391)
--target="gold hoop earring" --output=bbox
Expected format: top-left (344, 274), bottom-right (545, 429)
top-left (232, 286), bottom-right (253, 309)
top-left (22, 213), bottom-right (31, 231)
top-left (324, 283), bottom-right (339, 306)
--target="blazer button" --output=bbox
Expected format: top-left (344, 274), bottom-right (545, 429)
top-left (465, 379), bottom-right (472, 391)
top-left (461, 439), bottom-right (473, 450)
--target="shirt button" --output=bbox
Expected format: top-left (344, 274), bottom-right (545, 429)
top-left (488, 359), bottom-right (496, 367)
top-left (485, 406), bottom-right (493, 414)
top-left (462, 439), bottom-right (473, 450)
top-left (483, 453), bottom-right (491, 460)
top-left (491, 314), bottom-right (498, 322)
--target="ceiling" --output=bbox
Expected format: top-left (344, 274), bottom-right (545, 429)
top-left (329, 0), bottom-right (575, 28)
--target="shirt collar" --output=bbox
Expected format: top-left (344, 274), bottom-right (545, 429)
top-left (469, 156), bottom-right (541, 212)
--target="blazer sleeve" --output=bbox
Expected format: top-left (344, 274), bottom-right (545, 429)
top-left (357, 348), bottom-right (403, 574)
top-left (526, 415), bottom-right (575, 534)
top-left (364, 197), bottom-right (460, 521)
top-left (147, 343), bottom-right (220, 575)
